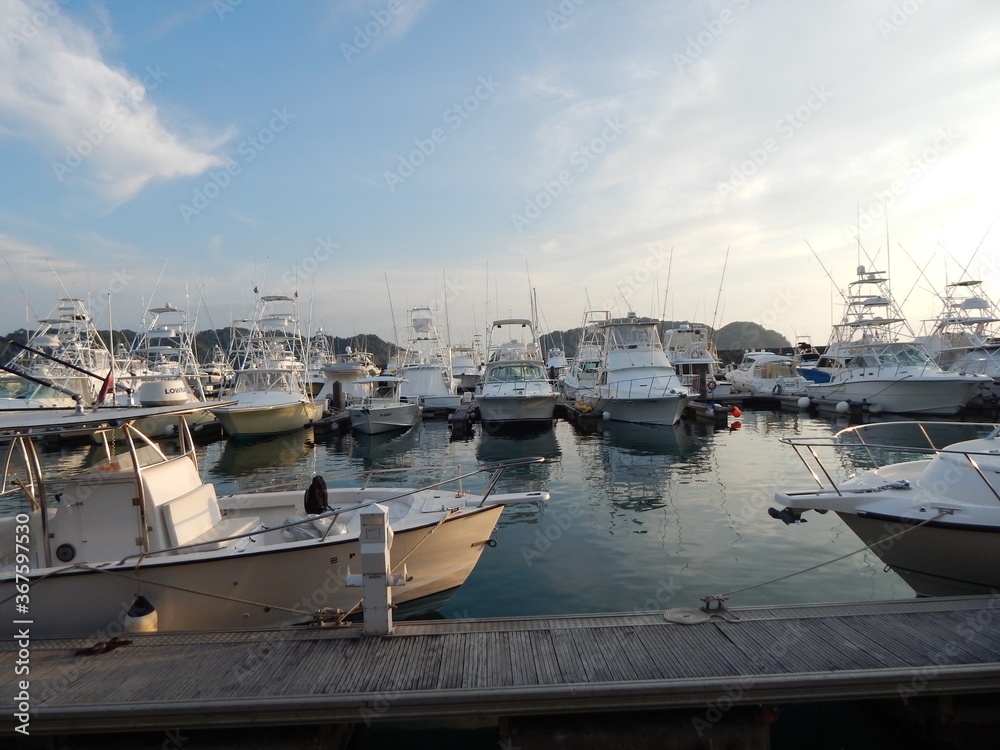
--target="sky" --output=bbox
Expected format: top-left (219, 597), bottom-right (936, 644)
top-left (1, 0), bottom-right (999, 350)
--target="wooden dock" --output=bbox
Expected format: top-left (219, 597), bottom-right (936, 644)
top-left (5, 595), bottom-right (1000, 742)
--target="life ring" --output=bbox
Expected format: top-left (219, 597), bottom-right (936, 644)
top-left (707, 380), bottom-right (717, 391)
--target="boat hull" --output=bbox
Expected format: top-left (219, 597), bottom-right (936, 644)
top-left (838, 513), bottom-right (1000, 596)
top-left (475, 394), bottom-right (557, 425)
top-left (348, 403), bottom-right (422, 434)
top-left (212, 399), bottom-right (322, 437)
top-left (0, 505), bottom-right (503, 638)
top-left (803, 376), bottom-right (980, 415)
top-left (582, 393), bottom-right (691, 425)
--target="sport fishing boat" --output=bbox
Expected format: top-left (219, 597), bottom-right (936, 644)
top-left (0, 403), bottom-right (548, 637)
top-left (771, 420), bottom-right (1000, 596)
top-left (580, 313), bottom-right (692, 425)
top-left (210, 294), bottom-right (322, 437)
top-left (803, 266), bottom-right (986, 415)
top-left (474, 318), bottom-right (558, 430)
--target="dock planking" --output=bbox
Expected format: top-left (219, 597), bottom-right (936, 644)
top-left (4, 595), bottom-right (1000, 735)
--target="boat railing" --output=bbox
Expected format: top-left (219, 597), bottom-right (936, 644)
top-left (780, 420), bottom-right (1000, 498)
top-left (607, 375), bottom-right (685, 399)
top-left (116, 456), bottom-right (547, 562)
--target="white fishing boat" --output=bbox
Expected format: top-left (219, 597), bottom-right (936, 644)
top-left (0, 403), bottom-right (548, 637)
top-left (0, 298), bottom-right (114, 409)
top-left (347, 375), bottom-right (422, 434)
top-left (316, 347), bottom-right (381, 407)
top-left (804, 266), bottom-right (986, 415)
top-left (114, 302), bottom-right (217, 437)
top-left (917, 279), bottom-right (1000, 401)
top-left (397, 306), bottom-right (461, 412)
top-left (211, 294), bottom-right (323, 438)
top-left (450, 336), bottom-right (484, 393)
top-left (580, 313), bottom-right (693, 425)
top-left (558, 310), bottom-right (608, 400)
top-left (727, 351), bottom-right (809, 396)
top-left (303, 328), bottom-right (337, 397)
top-left (474, 318), bottom-right (558, 430)
top-left (662, 323), bottom-right (731, 397)
top-left (771, 420), bottom-right (1000, 597)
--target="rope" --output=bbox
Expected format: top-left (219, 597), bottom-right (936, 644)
top-left (710, 510), bottom-right (949, 600)
top-left (390, 507), bottom-right (461, 573)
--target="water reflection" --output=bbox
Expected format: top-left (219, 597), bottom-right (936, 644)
top-left (347, 422), bottom-right (423, 467)
top-left (209, 427), bottom-right (316, 489)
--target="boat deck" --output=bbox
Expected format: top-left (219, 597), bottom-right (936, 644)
top-left (5, 595), bottom-right (1000, 735)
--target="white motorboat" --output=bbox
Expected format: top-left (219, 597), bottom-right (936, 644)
top-left (804, 266), bottom-right (986, 415)
top-left (558, 310), bottom-right (608, 401)
top-left (114, 302), bottom-right (217, 437)
top-left (771, 420), bottom-right (1000, 596)
top-left (397, 306), bottom-right (461, 412)
top-left (211, 294), bottom-right (323, 438)
top-left (347, 375), bottom-right (422, 434)
top-left (316, 347), bottom-right (381, 407)
top-left (0, 298), bottom-right (114, 409)
top-left (0, 403), bottom-right (548, 637)
top-left (450, 336), bottom-right (484, 393)
top-left (474, 318), bottom-right (558, 430)
top-left (580, 313), bottom-right (693, 425)
top-left (917, 279), bottom-right (1000, 401)
top-left (727, 351), bottom-right (809, 396)
top-left (662, 323), bottom-right (731, 397)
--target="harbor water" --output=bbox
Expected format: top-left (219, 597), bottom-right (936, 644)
top-left (196, 408), bottom-right (916, 619)
top-left (11, 407), bottom-right (962, 749)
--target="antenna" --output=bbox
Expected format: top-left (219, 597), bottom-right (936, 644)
top-left (659, 247), bottom-right (674, 321)
top-left (709, 246), bottom-right (729, 350)
top-left (616, 285), bottom-right (633, 313)
top-left (384, 273), bottom-right (399, 354)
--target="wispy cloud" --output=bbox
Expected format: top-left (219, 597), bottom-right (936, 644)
top-left (0, 0), bottom-right (227, 203)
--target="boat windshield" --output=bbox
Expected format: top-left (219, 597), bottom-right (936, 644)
top-left (877, 345), bottom-right (932, 367)
top-left (487, 364), bottom-right (547, 382)
top-left (607, 324), bottom-right (661, 351)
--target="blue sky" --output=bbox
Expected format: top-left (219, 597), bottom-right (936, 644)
top-left (1, 0), bottom-right (999, 348)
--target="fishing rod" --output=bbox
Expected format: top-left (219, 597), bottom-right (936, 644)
top-left (0, 362), bottom-right (83, 404)
top-left (2, 339), bottom-right (133, 395)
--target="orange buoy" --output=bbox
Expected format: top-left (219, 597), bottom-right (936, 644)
top-left (731, 406), bottom-right (742, 418)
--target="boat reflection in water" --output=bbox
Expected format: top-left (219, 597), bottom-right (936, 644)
top-left (208, 426), bottom-right (316, 491)
top-left (476, 428), bottom-right (558, 528)
top-left (596, 421), bottom-right (696, 527)
top-left (349, 421), bottom-right (423, 466)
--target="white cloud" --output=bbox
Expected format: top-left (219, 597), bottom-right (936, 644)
top-left (0, 0), bottom-right (226, 203)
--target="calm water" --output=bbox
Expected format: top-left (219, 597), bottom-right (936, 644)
top-left (187, 407), bottom-right (916, 619)
top-left (13, 409), bottom-right (933, 748)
